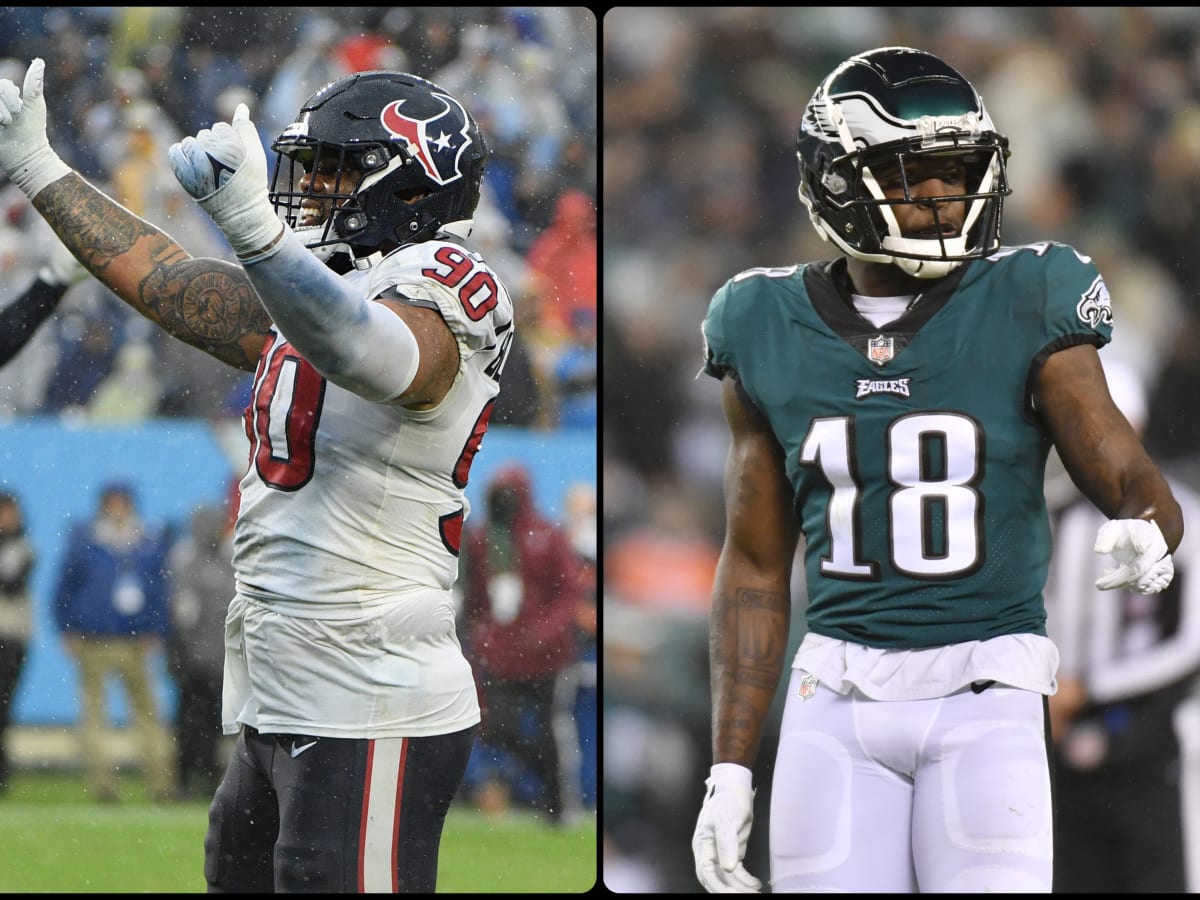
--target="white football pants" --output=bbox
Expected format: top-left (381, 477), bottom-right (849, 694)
top-left (769, 669), bottom-right (1053, 892)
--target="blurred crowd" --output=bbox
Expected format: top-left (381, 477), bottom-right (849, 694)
top-left (0, 466), bottom-right (598, 817)
top-left (0, 7), bottom-right (596, 432)
top-left (604, 7), bottom-right (1200, 891)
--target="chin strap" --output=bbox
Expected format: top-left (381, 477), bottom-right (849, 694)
top-left (351, 250), bottom-right (382, 271)
top-left (892, 255), bottom-right (965, 279)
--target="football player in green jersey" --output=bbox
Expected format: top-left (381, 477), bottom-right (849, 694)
top-left (691, 46), bottom-right (1184, 893)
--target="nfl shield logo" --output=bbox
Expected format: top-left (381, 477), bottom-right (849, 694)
top-left (798, 673), bottom-right (819, 701)
top-left (868, 334), bottom-right (894, 366)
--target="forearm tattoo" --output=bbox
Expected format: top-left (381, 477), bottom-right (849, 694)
top-left (33, 174), bottom-right (272, 371)
top-left (732, 587), bottom-right (787, 689)
top-left (712, 586), bottom-right (788, 761)
top-left (139, 259), bottom-right (270, 365)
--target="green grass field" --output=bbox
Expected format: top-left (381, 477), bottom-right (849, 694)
top-left (0, 771), bottom-right (597, 893)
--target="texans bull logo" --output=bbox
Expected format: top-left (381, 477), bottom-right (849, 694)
top-left (380, 93), bottom-right (473, 187)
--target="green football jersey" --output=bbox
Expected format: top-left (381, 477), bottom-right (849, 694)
top-left (701, 241), bottom-right (1114, 649)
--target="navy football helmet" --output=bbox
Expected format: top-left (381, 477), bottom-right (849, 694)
top-left (796, 46), bottom-right (1010, 279)
top-left (269, 71), bottom-right (488, 266)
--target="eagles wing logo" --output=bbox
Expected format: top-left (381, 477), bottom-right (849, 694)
top-left (1076, 275), bottom-right (1113, 329)
top-left (380, 94), bottom-right (473, 186)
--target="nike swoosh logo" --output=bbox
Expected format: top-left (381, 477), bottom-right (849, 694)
top-left (290, 740), bottom-right (318, 758)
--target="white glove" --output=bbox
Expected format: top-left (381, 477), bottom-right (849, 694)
top-left (38, 234), bottom-right (88, 288)
top-left (1094, 518), bottom-right (1175, 595)
top-left (0, 58), bottom-right (70, 199)
top-left (167, 103), bottom-right (284, 263)
top-left (691, 763), bottom-right (762, 893)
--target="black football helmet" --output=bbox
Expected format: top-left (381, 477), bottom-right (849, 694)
top-left (796, 46), bottom-right (1010, 279)
top-left (269, 70), bottom-right (488, 267)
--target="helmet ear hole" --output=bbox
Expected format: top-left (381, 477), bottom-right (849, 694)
top-left (356, 148), bottom-right (389, 174)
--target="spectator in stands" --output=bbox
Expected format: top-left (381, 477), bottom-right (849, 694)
top-left (0, 491), bottom-right (35, 793)
top-left (53, 480), bottom-right (175, 803)
top-left (166, 498), bottom-right (235, 801)
top-left (169, 8), bottom-right (299, 136)
top-left (389, 9), bottom-right (464, 74)
top-left (85, 336), bottom-right (160, 423)
top-left (552, 309), bottom-right (597, 431)
top-left (525, 188), bottom-right (597, 346)
top-left (564, 481), bottom-right (598, 812)
top-left (87, 67), bottom-right (180, 182)
top-left (469, 200), bottom-right (550, 428)
top-left (40, 293), bottom-right (126, 417)
top-left (461, 463), bottom-right (584, 824)
top-left (257, 14), bottom-right (347, 143)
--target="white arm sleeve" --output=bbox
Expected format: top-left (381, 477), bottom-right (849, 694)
top-left (242, 227), bottom-right (420, 402)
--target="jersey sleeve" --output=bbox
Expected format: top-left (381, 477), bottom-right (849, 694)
top-left (371, 240), bottom-right (514, 355)
top-left (1038, 241), bottom-right (1113, 351)
top-left (700, 277), bottom-right (737, 380)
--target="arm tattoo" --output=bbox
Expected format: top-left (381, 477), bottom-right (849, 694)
top-left (33, 174), bottom-right (272, 371)
top-left (140, 259), bottom-right (271, 368)
top-left (731, 587), bottom-right (787, 689)
top-left (712, 585), bottom-right (788, 762)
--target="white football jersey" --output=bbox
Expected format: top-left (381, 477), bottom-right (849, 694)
top-left (223, 237), bottom-right (513, 737)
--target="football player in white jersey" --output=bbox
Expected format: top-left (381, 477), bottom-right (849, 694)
top-left (0, 59), bottom-right (514, 892)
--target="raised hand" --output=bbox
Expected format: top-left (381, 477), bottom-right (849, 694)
top-left (0, 58), bottom-right (70, 198)
top-left (167, 103), bottom-right (283, 262)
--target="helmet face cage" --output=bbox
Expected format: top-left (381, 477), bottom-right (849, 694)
top-left (270, 138), bottom-right (396, 255)
top-left (269, 71), bottom-right (487, 260)
top-left (796, 47), bottom-right (1011, 278)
